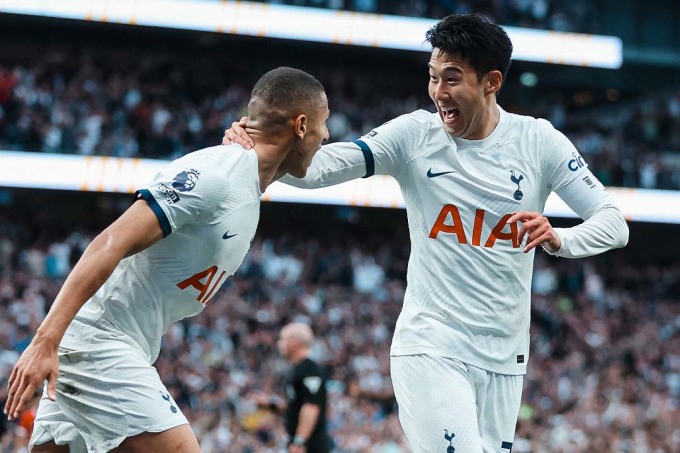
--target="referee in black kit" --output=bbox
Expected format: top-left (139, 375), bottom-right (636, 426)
top-left (253, 322), bottom-right (331, 452)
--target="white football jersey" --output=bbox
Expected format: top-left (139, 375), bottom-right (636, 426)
top-left (65, 145), bottom-right (261, 363)
top-left (282, 107), bottom-right (626, 374)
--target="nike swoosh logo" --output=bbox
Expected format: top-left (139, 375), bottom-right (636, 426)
top-left (222, 231), bottom-right (238, 239)
top-left (427, 168), bottom-right (455, 178)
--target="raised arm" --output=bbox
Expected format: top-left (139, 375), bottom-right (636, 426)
top-left (4, 199), bottom-right (163, 420)
top-left (224, 111), bottom-right (431, 189)
top-left (223, 117), bottom-right (370, 188)
top-left (279, 141), bottom-right (372, 188)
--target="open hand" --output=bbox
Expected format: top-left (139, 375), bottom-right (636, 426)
top-left (4, 339), bottom-right (59, 421)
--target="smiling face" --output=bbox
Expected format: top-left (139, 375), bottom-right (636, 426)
top-left (428, 49), bottom-right (502, 140)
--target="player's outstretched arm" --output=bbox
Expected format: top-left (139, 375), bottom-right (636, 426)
top-left (4, 199), bottom-right (164, 420)
top-left (223, 118), bottom-right (369, 189)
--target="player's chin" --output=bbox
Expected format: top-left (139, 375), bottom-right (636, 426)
top-left (441, 122), bottom-right (459, 135)
top-left (290, 167), bottom-right (308, 179)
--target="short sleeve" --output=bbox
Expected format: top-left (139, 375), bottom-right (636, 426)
top-left (296, 371), bottom-right (324, 406)
top-left (136, 157), bottom-right (229, 237)
top-left (357, 110), bottom-right (430, 178)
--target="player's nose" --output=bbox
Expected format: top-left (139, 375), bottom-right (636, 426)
top-left (434, 81), bottom-right (449, 100)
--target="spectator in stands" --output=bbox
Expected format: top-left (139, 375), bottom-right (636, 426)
top-left (1, 204), bottom-right (680, 451)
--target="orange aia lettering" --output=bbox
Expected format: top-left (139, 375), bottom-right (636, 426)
top-left (484, 213), bottom-right (519, 248)
top-left (429, 205), bottom-right (520, 248)
top-left (471, 208), bottom-right (484, 246)
top-left (428, 204), bottom-right (467, 243)
top-left (177, 265), bottom-right (227, 305)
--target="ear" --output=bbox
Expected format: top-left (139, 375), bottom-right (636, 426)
top-left (295, 114), bottom-right (308, 139)
top-left (485, 70), bottom-right (503, 96)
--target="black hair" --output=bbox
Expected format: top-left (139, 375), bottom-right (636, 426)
top-left (249, 67), bottom-right (325, 129)
top-left (251, 67), bottom-right (325, 111)
top-left (426, 14), bottom-right (513, 83)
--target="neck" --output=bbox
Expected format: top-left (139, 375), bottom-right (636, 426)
top-left (468, 102), bottom-right (500, 140)
top-left (289, 349), bottom-right (308, 365)
top-left (246, 127), bottom-right (291, 191)
top-left (482, 100), bottom-right (500, 138)
top-left (253, 144), bottom-right (286, 191)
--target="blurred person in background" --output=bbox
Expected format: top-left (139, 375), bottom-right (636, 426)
top-left (224, 13), bottom-right (629, 453)
top-left (4, 67), bottom-right (330, 453)
top-left (252, 322), bottom-right (331, 453)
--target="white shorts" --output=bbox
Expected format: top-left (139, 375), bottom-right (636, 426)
top-left (391, 354), bottom-right (522, 453)
top-left (30, 333), bottom-right (188, 453)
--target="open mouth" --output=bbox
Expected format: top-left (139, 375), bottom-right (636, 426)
top-left (442, 107), bottom-right (459, 123)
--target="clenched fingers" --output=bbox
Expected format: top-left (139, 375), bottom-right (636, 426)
top-left (507, 211), bottom-right (559, 253)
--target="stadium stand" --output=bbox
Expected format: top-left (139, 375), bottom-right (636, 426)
top-left (0, 50), bottom-right (679, 189)
top-left (248, 0), bottom-right (596, 33)
top-left (1, 192), bottom-right (679, 452)
top-left (0, 9), bottom-right (678, 190)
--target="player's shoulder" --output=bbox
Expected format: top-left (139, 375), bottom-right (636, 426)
top-left (175, 144), bottom-right (252, 167)
top-left (397, 109), bottom-right (439, 126)
top-left (169, 145), bottom-right (255, 177)
top-left (408, 109), bottom-right (438, 120)
top-left (501, 107), bottom-right (559, 136)
top-left (373, 109), bottom-right (436, 129)
top-left (156, 145), bottom-right (254, 196)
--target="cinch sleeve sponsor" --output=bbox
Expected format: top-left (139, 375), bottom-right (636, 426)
top-left (541, 122), bottom-right (592, 192)
top-left (541, 122), bottom-right (611, 219)
top-left (539, 122), bottom-right (628, 257)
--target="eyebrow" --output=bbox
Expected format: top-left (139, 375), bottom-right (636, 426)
top-left (427, 63), bottom-right (463, 74)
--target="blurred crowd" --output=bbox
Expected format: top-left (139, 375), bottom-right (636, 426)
top-left (0, 203), bottom-right (679, 452)
top-left (253, 0), bottom-right (595, 33)
top-left (1, 45), bottom-right (679, 191)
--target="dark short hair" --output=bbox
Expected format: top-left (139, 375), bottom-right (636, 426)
top-left (251, 67), bottom-right (325, 111)
top-left (426, 14), bottom-right (513, 84)
top-left (249, 67), bottom-right (325, 128)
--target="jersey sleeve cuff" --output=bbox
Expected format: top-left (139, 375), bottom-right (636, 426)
top-left (135, 189), bottom-right (172, 237)
top-left (541, 228), bottom-right (565, 256)
top-left (354, 139), bottom-right (375, 178)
